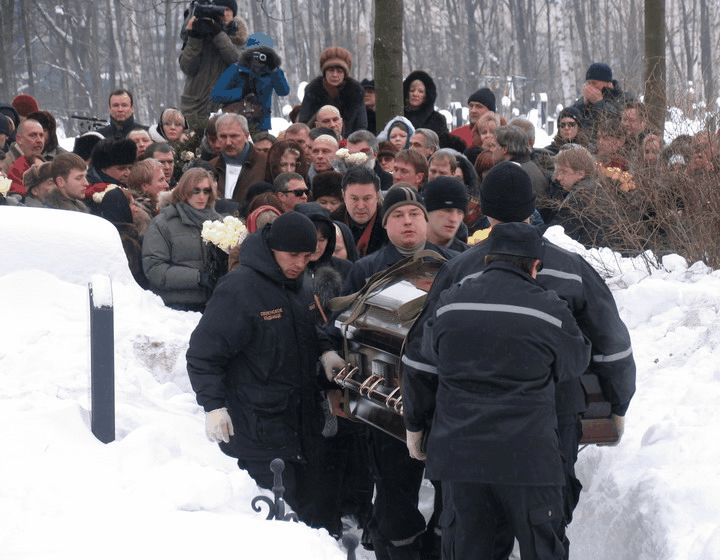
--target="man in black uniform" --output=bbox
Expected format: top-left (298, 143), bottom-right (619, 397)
top-left (406, 222), bottom-right (591, 559)
top-left (402, 161), bottom-right (636, 559)
top-left (186, 211), bottom-right (330, 529)
top-left (321, 184), bottom-right (457, 560)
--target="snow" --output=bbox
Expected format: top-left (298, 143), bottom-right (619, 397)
top-left (3, 206), bottom-right (720, 559)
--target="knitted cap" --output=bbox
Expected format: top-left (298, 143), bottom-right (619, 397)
top-left (320, 46), bottom-right (352, 75)
top-left (480, 161), bottom-right (536, 222)
top-left (12, 94), bottom-right (39, 117)
top-left (468, 88), bottom-right (496, 113)
top-left (267, 211), bottom-right (318, 253)
top-left (90, 138), bottom-right (137, 171)
top-left (488, 222), bottom-right (545, 261)
top-left (586, 62), bottom-right (612, 83)
top-left (213, 0), bottom-right (237, 17)
top-left (423, 177), bottom-right (468, 213)
top-left (381, 184), bottom-right (428, 226)
top-left (557, 106), bottom-right (582, 126)
top-left (313, 134), bottom-right (339, 149)
top-left (246, 32), bottom-right (273, 48)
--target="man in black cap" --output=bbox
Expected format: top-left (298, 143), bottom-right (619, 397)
top-left (572, 62), bottom-right (632, 144)
top-left (405, 222), bottom-right (591, 560)
top-left (321, 184), bottom-right (457, 560)
top-left (450, 87), bottom-right (496, 146)
top-left (403, 161), bottom-right (635, 559)
top-left (361, 78), bottom-right (377, 134)
top-left (423, 176), bottom-right (468, 252)
top-left (187, 211), bottom-right (332, 530)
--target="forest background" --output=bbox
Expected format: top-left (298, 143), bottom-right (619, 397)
top-left (0, 0), bottom-right (709, 137)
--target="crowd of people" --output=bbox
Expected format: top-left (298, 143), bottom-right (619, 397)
top-left (0, 15), bottom-right (648, 558)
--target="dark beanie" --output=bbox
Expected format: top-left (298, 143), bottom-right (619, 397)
top-left (586, 62), bottom-right (612, 83)
top-left (557, 107), bottom-right (582, 126)
top-left (381, 183), bottom-right (428, 226)
top-left (90, 138), bottom-right (137, 171)
top-left (488, 222), bottom-right (545, 261)
top-left (0, 115), bottom-right (10, 137)
top-left (423, 177), bottom-right (468, 213)
top-left (73, 132), bottom-right (104, 161)
top-left (267, 211), bottom-right (318, 253)
top-left (468, 88), bottom-right (496, 113)
top-left (12, 94), bottom-right (39, 117)
top-left (213, 0), bottom-right (237, 16)
top-left (480, 161), bottom-right (535, 222)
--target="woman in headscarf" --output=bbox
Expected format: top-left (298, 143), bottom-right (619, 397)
top-left (376, 116), bottom-right (415, 152)
top-left (402, 70), bottom-right (448, 136)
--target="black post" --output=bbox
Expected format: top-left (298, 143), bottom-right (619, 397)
top-left (88, 277), bottom-right (115, 443)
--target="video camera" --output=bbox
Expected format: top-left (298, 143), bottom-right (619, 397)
top-left (187, 0), bottom-right (226, 36)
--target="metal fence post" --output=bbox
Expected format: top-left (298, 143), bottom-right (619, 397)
top-left (88, 275), bottom-right (115, 444)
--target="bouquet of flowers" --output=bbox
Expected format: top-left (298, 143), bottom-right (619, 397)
top-left (91, 184), bottom-right (120, 204)
top-left (331, 147), bottom-right (370, 174)
top-left (0, 174), bottom-right (11, 198)
top-left (202, 215), bottom-right (248, 254)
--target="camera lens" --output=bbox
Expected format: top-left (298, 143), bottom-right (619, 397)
top-left (256, 52), bottom-right (267, 62)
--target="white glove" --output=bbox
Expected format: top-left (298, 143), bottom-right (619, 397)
top-left (406, 429), bottom-right (427, 461)
top-left (205, 407), bottom-right (234, 443)
top-left (320, 351), bottom-right (346, 382)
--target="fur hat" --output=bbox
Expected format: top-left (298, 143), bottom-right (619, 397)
top-left (312, 171), bottom-right (343, 200)
top-left (267, 211), bottom-right (318, 253)
top-left (213, 0), bottom-right (237, 17)
top-left (320, 46), bottom-right (352, 75)
top-left (73, 132), bottom-right (104, 161)
top-left (480, 161), bottom-right (535, 222)
top-left (23, 161), bottom-right (54, 194)
top-left (423, 177), bottom-right (468, 213)
top-left (488, 222), bottom-right (545, 261)
top-left (586, 62), bottom-right (613, 83)
top-left (468, 88), bottom-right (496, 113)
top-left (381, 184), bottom-right (427, 227)
top-left (377, 141), bottom-right (399, 159)
top-left (12, 94), bottom-right (39, 117)
top-left (0, 103), bottom-right (20, 127)
top-left (90, 138), bottom-right (137, 171)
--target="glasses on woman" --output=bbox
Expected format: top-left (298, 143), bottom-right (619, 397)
top-left (191, 188), bottom-right (212, 195)
top-left (559, 121), bottom-right (578, 129)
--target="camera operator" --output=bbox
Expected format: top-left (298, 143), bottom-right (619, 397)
top-left (179, 0), bottom-right (248, 126)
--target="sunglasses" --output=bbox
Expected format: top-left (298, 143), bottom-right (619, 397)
top-left (559, 121), bottom-right (578, 129)
top-left (192, 188), bottom-right (212, 195)
top-left (283, 188), bottom-right (310, 197)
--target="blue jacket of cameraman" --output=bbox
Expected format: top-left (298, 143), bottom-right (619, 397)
top-left (211, 33), bottom-right (290, 131)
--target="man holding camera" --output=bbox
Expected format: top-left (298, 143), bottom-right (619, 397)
top-left (179, 0), bottom-right (248, 125)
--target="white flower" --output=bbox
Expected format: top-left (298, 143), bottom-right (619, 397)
top-left (335, 148), bottom-right (350, 158)
top-left (202, 215), bottom-right (248, 253)
top-left (0, 174), bottom-right (11, 196)
top-left (346, 152), bottom-right (369, 165)
top-left (92, 184), bottom-right (120, 203)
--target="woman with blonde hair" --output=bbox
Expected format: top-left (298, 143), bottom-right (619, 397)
top-left (142, 167), bottom-right (221, 311)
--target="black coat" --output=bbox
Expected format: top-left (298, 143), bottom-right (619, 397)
top-left (298, 76), bottom-right (368, 135)
top-left (403, 235), bottom-right (636, 435)
top-left (402, 70), bottom-right (448, 136)
top-left (186, 227), bottom-right (325, 461)
top-left (330, 203), bottom-right (388, 258)
top-left (96, 114), bottom-right (148, 139)
top-left (420, 261), bottom-right (590, 484)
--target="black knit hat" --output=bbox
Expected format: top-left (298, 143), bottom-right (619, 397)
top-left (586, 62), bottom-right (612, 83)
top-left (73, 132), bottom-right (104, 161)
top-left (90, 138), bottom-right (137, 171)
top-left (423, 177), bottom-right (468, 213)
top-left (468, 88), bottom-right (496, 113)
top-left (267, 211), bottom-right (318, 253)
top-left (213, 0), bottom-right (237, 17)
top-left (381, 183), bottom-right (428, 227)
top-left (488, 222), bottom-right (545, 261)
top-left (557, 107), bottom-right (582, 126)
top-left (0, 115), bottom-right (11, 137)
top-left (480, 161), bottom-right (535, 222)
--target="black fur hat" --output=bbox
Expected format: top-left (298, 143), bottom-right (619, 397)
top-left (90, 137), bottom-right (137, 171)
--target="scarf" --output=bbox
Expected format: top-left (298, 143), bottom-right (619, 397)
top-left (395, 240), bottom-right (426, 257)
top-left (180, 203), bottom-right (218, 228)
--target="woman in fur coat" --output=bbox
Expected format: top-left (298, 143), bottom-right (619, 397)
top-left (403, 70), bottom-right (448, 137)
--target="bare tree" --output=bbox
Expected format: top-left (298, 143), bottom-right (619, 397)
top-left (374, 0), bottom-right (404, 131)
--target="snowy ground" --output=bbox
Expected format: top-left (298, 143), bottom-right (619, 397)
top-left (2, 205), bottom-right (720, 559)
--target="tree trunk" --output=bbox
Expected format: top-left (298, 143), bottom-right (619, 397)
top-left (374, 0), bottom-right (404, 132)
top-left (645, 0), bottom-right (666, 135)
top-left (553, 0), bottom-right (577, 105)
top-left (699, 0), bottom-right (714, 106)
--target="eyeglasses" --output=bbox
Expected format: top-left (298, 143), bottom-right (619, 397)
top-left (559, 121), bottom-right (578, 129)
top-left (192, 188), bottom-right (212, 195)
top-left (283, 188), bottom-right (309, 197)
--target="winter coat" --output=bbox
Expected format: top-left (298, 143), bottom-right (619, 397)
top-left (43, 188), bottom-right (90, 213)
top-left (571, 80), bottom-right (633, 142)
top-left (420, 261), bottom-right (590, 484)
top-left (402, 236), bottom-right (636, 441)
top-left (210, 144), bottom-right (267, 203)
top-left (142, 202), bottom-right (220, 309)
top-left (186, 226), bottom-right (325, 461)
top-left (96, 114), bottom-right (148, 140)
top-left (179, 17), bottom-right (248, 122)
top-left (402, 70), bottom-right (448, 136)
top-left (298, 76), bottom-right (368, 136)
top-left (211, 45), bottom-right (290, 131)
top-left (330, 203), bottom-right (388, 258)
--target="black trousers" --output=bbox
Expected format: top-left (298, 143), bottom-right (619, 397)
top-left (448, 481), bottom-right (565, 560)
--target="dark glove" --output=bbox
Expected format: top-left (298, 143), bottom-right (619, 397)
top-left (210, 18), bottom-right (223, 36)
top-left (198, 271), bottom-right (216, 292)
